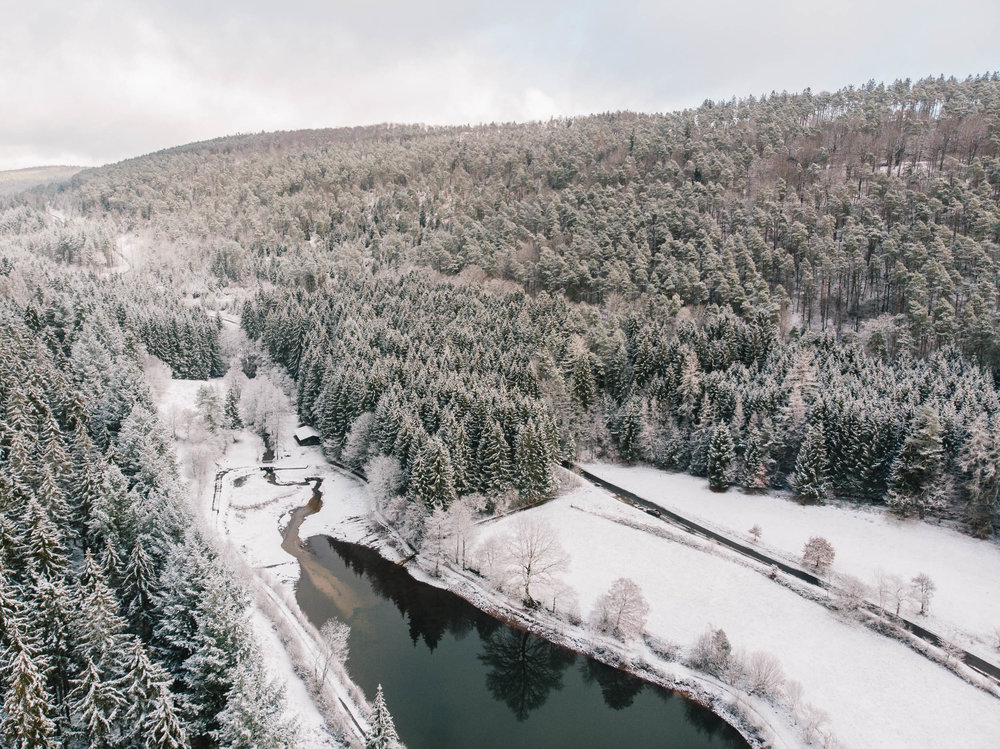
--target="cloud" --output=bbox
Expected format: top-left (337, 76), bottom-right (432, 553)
top-left (0, 0), bottom-right (997, 169)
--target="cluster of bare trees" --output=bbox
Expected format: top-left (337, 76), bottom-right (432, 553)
top-left (687, 626), bottom-right (841, 747)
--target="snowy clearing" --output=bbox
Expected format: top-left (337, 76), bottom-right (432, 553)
top-left (472, 482), bottom-right (1000, 749)
top-left (582, 462), bottom-right (1000, 659)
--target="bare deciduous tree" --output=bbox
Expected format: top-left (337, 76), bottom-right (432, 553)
top-left (472, 535), bottom-right (507, 586)
top-left (590, 577), bottom-right (650, 641)
top-left (880, 573), bottom-right (914, 616)
top-left (318, 619), bottom-right (350, 683)
top-left (911, 573), bottom-right (935, 615)
top-left (506, 517), bottom-right (569, 606)
top-left (801, 536), bottom-right (835, 572)
top-left (689, 627), bottom-right (732, 677)
top-left (742, 651), bottom-right (785, 699)
top-left (783, 679), bottom-right (805, 714)
top-left (421, 506), bottom-right (451, 576)
top-left (365, 455), bottom-right (403, 517)
top-left (446, 495), bottom-right (481, 569)
top-left (833, 574), bottom-right (869, 613)
top-left (748, 524), bottom-right (762, 543)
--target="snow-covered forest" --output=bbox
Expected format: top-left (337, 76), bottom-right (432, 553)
top-left (2, 72), bottom-right (1000, 747)
top-left (0, 261), bottom-right (296, 747)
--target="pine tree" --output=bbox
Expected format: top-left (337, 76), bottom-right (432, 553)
top-left (513, 419), bottom-right (556, 503)
top-left (616, 396), bottom-right (644, 464)
top-left (224, 385), bottom-right (243, 430)
top-left (100, 537), bottom-right (123, 590)
top-left (68, 657), bottom-right (125, 747)
top-left (1, 642), bottom-right (59, 749)
top-left (124, 537), bottom-right (156, 639)
top-left (707, 424), bottom-right (735, 491)
top-left (365, 684), bottom-right (400, 749)
top-left (571, 353), bottom-right (596, 410)
top-left (77, 551), bottom-right (128, 666)
top-left (117, 637), bottom-right (178, 743)
top-left (146, 689), bottom-right (190, 749)
top-left (410, 438), bottom-right (457, 509)
top-left (887, 406), bottom-right (947, 519)
top-left (23, 496), bottom-right (69, 579)
top-left (958, 416), bottom-right (1000, 534)
top-left (688, 396), bottom-right (716, 477)
top-left (477, 420), bottom-right (512, 495)
top-left (438, 411), bottom-right (472, 495)
top-left (212, 659), bottom-right (296, 749)
top-left (792, 423), bottom-right (829, 502)
top-left (741, 417), bottom-right (772, 491)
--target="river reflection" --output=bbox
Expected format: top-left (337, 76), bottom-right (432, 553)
top-left (296, 535), bottom-right (747, 749)
top-left (480, 628), bottom-right (576, 721)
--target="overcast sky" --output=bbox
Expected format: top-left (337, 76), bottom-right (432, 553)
top-left (1, 0), bottom-right (997, 170)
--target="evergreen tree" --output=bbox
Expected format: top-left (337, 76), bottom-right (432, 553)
top-left (438, 411), bottom-right (472, 495)
top-left (741, 417), bottom-right (773, 491)
top-left (410, 437), bottom-right (458, 509)
top-left (124, 538), bottom-right (157, 640)
top-left (958, 416), bottom-right (1000, 534)
top-left (365, 684), bottom-right (400, 749)
top-left (76, 551), bottom-right (128, 667)
top-left (887, 406), bottom-right (947, 519)
top-left (571, 353), bottom-right (596, 410)
top-left (1, 643), bottom-right (59, 749)
top-left (212, 659), bottom-right (296, 749)
top-left (23, 496), bottom-right (69, 579)
top-left (616, 396), bottom-right (643, 464)
top-left (513, 419), bottom-right (556, 503)
top-left (146, 690), bottom-right (190, 749)
top-left (792, 423), bottom-right (829, 502)
top-left (707, 424), bottom-right (735, 492)
top-left (477, 421), bottom-right (512, 495)
top-left (68, 657), bottom-right (125, 747)
top-left (224, 385), bottom-right (243, 431)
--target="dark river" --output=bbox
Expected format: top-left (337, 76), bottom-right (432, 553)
top-left (292, 530), bottom-right (748, 749)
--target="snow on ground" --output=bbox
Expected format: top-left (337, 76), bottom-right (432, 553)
top-left (583, 462), bottom-right (1000, 655)
top-left (473, 483), bottom-right (1000, 749)
top-left (153, 370), bottom-right (1000, 748)
top-left (249, 608), bottom-right (340, 748)
top-left (153, 375), bottom-right (370, 747)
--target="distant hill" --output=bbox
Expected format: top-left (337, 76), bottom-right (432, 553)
top-left (0, 164), bottom-right (84, 195)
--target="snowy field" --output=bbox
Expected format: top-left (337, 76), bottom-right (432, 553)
top-left (473, 482), bottom-right (1000, 749)
top-left (582, 462), bottom-right (1000, 657)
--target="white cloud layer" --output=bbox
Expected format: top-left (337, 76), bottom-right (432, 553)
top-left (1, 0), bottom-right (997, 169)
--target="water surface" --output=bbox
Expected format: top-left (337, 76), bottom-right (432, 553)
top-left (295, 534), bottom-right (748, 749)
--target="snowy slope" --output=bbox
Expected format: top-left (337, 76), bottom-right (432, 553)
top-left (473, 483), bottom-right (1000, 749)
top-left (582, 462), bottom-right (1000, 656)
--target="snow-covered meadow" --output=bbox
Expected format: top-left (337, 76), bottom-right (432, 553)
top-left (472, 480), bottom-right (1000, 749)
top-left (582, 462), bottom-right (1000, 658)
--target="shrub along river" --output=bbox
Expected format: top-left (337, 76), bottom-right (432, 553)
top-left (285, 500), bottom-right (748, 748)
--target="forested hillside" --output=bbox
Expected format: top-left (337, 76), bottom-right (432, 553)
top-left (5, 73), bottom-right (1000, 543)
top-left (0, 255), bottom-right (294, 748)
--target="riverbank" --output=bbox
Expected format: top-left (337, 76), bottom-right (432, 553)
top-left (281, 462), bottom-right (791, 747)
top-left (155, 368), bottom-right (1000, 748)
top-left (157, 369), bottom-right (777, 746)
top-left (152, 374), bottom-right (373, 748)
top-left (297, 460), bottom-right (1000, 749)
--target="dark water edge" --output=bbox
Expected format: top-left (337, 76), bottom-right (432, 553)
top-left (294, 535), bottom-right (749, 749)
